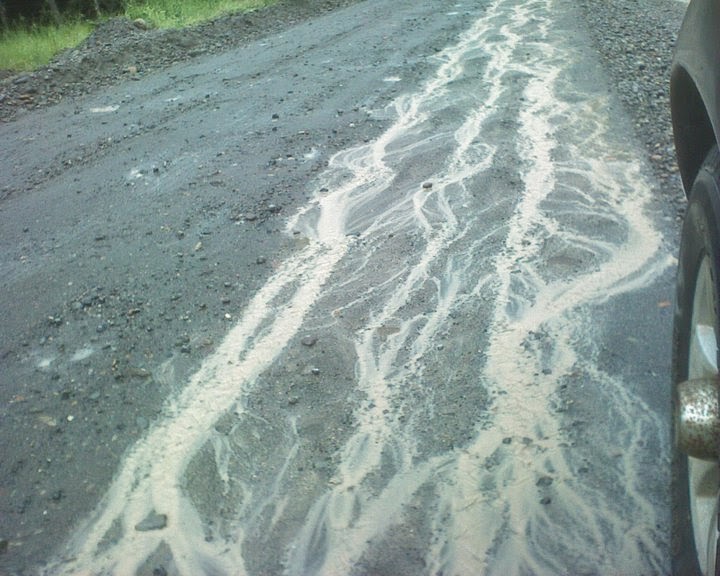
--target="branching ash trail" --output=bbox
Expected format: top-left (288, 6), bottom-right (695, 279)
top-left (44, 0), bottom-right (672, 574)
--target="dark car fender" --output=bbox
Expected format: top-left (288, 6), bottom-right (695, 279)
top-left (671, 0), bottom-right (720, 194)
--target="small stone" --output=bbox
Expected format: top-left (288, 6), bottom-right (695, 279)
top-left (301, 335), bottom-right (317, 347)
top-left (135, 512), bottom-right (167, 532)
top-left (256, 256), bottom-right (267, 264)
top-left (132, 18), bottom-right (149, 30)
top-left (540, 496), bottom-right (552, 505)
top-left (310, 367), bottom-right (320, 375)
top-left (536, 476), bottom-right (553, 487)
top-left (422, 181), bottom-right (433, 189)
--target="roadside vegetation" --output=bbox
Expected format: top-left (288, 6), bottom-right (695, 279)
top-left (0, 19), bottom-right (93, 70)
top-left (0, 0), bottom-right (277, 71)
top-left (124, 0), bottom-right (274, 28)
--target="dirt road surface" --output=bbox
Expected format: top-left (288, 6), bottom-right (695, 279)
top-left (0, 0), bottom-right (687, 573)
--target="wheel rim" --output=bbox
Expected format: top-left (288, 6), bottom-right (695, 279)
top-left (687, 256), bottom-right (720, 574)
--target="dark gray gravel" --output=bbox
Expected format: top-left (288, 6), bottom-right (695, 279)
top-left (576, 0), bottom-right (688, 212)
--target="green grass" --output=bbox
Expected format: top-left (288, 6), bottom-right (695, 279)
top-left (0, 20), bottom-right (94, 71)
top-left (125, 0), bottom-right (276, 28)
top-left (0, 0), bottom-right (278, 72)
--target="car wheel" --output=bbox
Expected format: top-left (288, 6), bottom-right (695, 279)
top-left (672, 146), bottom-right (720, 576)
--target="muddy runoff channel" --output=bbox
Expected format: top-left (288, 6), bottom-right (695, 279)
top-left (42, 0), bottom-right (673, 573)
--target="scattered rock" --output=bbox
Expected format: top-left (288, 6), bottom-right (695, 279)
top-left (135, 512), bottom-right (167, 532)
top-left (301, 335), bottom-right (317, 347)
top-left (132, 18), bottom-right (149, 31)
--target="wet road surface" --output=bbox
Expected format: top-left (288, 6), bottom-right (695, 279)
top-left (0, 0), bottom-right (683, 573)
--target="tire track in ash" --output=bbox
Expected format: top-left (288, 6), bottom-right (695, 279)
top-left (45, 0), bottom-right (671, 574)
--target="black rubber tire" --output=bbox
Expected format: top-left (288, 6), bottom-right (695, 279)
top-left (672, 145), bottom-right (720, 576)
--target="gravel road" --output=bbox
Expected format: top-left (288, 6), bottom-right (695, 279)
top-left (0, 0), bottom-right (689, 574)
top-left (1, 0), bottom-right (687, 203)
top-left (0, 0), bottom-right (364, 121)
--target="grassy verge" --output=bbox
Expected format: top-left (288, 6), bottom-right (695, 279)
top-left (0, 20), bottom-right (94, 71)
top-left (0, 0), bottom-right (278, 72)
top-left (125, 0), bottom-right (276, 29)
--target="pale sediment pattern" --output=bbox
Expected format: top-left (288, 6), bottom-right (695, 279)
top-left (45, 0), bottom-right (671, 574)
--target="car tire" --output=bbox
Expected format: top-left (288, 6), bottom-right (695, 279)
top-left (672, 145), bottom-right (720, 576)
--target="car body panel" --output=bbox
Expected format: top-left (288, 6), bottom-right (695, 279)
top-left (671, 0), bottom-right (720, 193)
